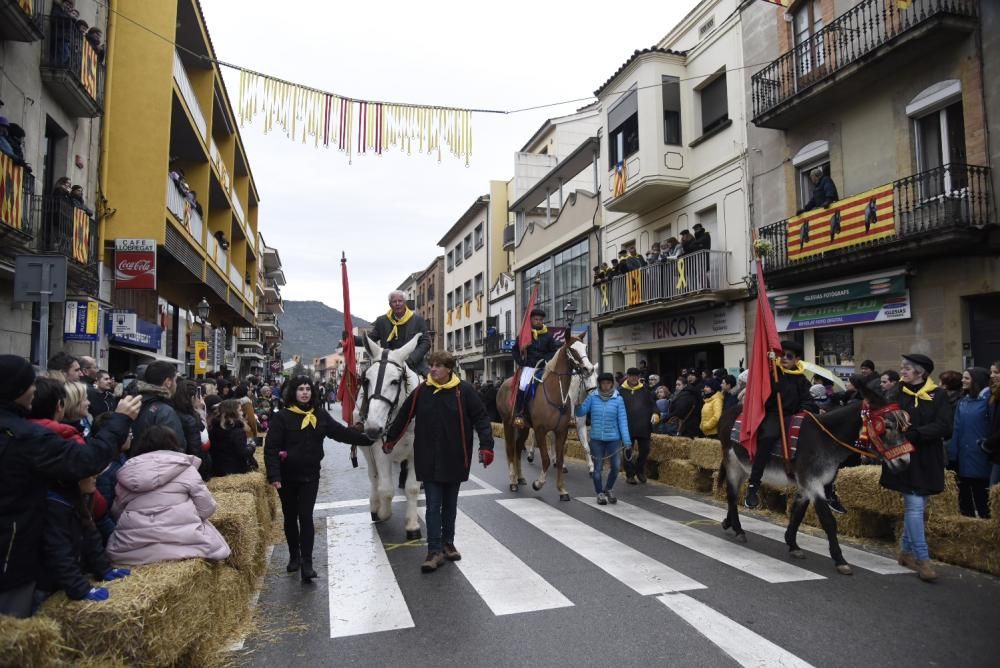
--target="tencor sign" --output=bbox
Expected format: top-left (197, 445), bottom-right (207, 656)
top-left (604, 306), bottom-right (743, 351)
top-left (115, 239), bottom-right (156, 289)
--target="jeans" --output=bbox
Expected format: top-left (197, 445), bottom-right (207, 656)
top-left (900, 492), bottom-right (929, 561)
top-left (590, 439), bottom-right (621, 494)
top-left (278, 479), bottom-right (320, 562)
top-left (624, 437), bottom-right (650, 479)
top-left (424, 481), bottom-right (461, 554)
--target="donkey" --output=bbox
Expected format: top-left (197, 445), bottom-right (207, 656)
top-left (717, 378), bottom-right (912, 575)
top-left (353, 334), bottom-right (423, 540)
top-left (496, 334), bottom-right (597, 500)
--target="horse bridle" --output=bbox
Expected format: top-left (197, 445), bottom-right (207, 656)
top-left (359, 349), bottom-right (407, 422)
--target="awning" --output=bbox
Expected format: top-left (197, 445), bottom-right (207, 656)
top-left (109, 344), bottom-right (186, 366)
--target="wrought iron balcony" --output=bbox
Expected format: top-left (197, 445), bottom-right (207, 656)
top-left (593, 249), bottom-right (731, 317)
top-left (751, 0), bottom-right (977, 128)
top-left (40, 14), bottom-right (104, 117)
top-left (758, 164), bottom-right (996, 284)
top-left (31, 195), bottom-right (97, 266)
top-left (1, 0), bottom-right (43, 42)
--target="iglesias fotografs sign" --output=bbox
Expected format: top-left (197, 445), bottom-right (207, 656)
top-left (603, 306), bottom-right (743, 352)
top-left (769, 270), bottom-right (911, 332)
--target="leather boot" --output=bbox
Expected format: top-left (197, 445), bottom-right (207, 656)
top-left (915, 559), bottom-right (937, 582)
top-left (897, 551), bottom-right (917, 570)
top-left (285, 548), bottom-right (301, 573)
top-left (300, 559), bottom-right (317, 582)
top-left (513, 389), bottom-right (527, 428)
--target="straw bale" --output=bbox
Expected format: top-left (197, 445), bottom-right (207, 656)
top-left (211, 492), bottom-right (263, 580)
top-left (655, 459), bottom-right (713, 493)
top-left (925, 515), bottom-right (1000, 576)
top-left (649, 435), bottom-right (692, 462)
top-left (793, 499), bottom-right (895, 540)
top-left (687, 438), bottom-right (723, 470)
top-left (41, 559), bottom-right (215, 667)
top-left (208, 471), bottom-right (273, 537)
top-left (0, 615), bottom-right (63, 668)
top-left (992, 484), bottom-right (1000, 527)
top-left (835, 466), bottom-right (960, 519)
top-left (186, 563), bottom-right (254, 668)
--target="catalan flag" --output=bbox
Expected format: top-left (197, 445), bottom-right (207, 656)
top-left (613, 160), bottom-right (627, 198)
top-left (0, 154), bottom-right (25, 230)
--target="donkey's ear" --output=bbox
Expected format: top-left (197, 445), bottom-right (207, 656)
top-left (394, 332), bottom-right (422, 361)
top-left (364, 335), bottom-right (381, 359)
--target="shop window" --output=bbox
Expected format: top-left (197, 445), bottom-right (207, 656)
top-left (662, 76), bottom-right (682, 146)
top-left (814, 327), bottom-right (855, 375)
top-left (608, 87), bottom-right (639, 168)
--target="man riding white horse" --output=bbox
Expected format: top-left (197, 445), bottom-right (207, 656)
top-left (512, 308), bottom-right (560, 429)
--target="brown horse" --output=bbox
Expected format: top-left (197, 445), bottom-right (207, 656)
top-left (496, 334), bottom-right (597, 500)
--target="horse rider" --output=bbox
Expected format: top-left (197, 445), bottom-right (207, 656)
top-left (745, 340), bottom-right (818, 510)
top-left (512, 308), bottom-right (560, 428)
top-left (346, 290), bottom-right (431, 376)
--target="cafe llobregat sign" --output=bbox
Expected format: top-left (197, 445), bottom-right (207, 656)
top-left (115, 239), bottom-right (156, 289)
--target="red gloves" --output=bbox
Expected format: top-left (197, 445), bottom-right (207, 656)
top-left (479, 449), bottom-right (494, 468)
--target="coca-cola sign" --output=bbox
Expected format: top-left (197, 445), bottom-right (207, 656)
top-left (115, 238), bottom-right (157, 289)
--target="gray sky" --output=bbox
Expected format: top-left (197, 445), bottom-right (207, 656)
top-left (201, 0), bottom-right (701, 321)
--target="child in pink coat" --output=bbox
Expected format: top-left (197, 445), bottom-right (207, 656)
top-left (106, 427), bottom-right (230, 565)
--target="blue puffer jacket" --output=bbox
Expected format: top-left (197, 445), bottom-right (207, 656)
top-left (948, 387), bottom-right (992, 479)
top-left (576, 390), bottom-right (632, 445)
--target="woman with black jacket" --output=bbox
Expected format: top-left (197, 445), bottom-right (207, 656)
top-left (174, 379), bottom-right (212, 480)
top-left (264, 376), bottom-right (373, 582)
top-left (209, 400), bottom-right (252, 477)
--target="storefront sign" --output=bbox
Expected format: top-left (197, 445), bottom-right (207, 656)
top-left (195, 341), bottom-right (209, 375)
top-left (786, 183), bottom-right (895, 261)
top-left (105, 310), bottom-right (162, 351)
top-left (604, 306), bottom-right (742, 350)
top-left (776, 293), bottom-right (911, 332)
top-left (63, 300), bottom-right (99, 342)
top-left (771, 273), bottom-right (906, 310)
top-left (115, 239), bottom-right (157, 290)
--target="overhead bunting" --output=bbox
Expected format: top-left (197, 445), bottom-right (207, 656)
top-left (238, 71), bottom-right (474, 165)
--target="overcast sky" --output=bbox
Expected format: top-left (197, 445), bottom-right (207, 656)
top-left (200, 0), bottom-right (701, 321)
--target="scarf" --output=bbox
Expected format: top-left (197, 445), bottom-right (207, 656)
top-left (598, 388), bottom-right (615, 401)
top-left (902, 378), bottom-right (938, 406)
top-left (778, 360), bottom-right (806, 376)
top-left (426, 373), bottom-right (461, 394)
top-left (621, 381), bottom-right (645, 391)
top-left (287, 405), bottom-right (317, 429)
top-left (386, 308), bottom-right (414, 341)
top-left (531, 325), bottom-right (548, 340)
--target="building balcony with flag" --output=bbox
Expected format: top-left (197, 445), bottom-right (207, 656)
top-left (0, 154), bottom-right (34, 265)
top-left (1, 0), bottom-right (44, 42)
top-left (40, 11), bottom-right (104, 118)
top-left (32, 194), bottom-right (100, 294)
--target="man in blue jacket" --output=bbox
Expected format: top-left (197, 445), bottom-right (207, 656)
top-left (576, 372), bottom-right (632, 505)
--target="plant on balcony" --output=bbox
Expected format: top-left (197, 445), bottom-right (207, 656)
top-left (752, 238), bottom-right (773, 259)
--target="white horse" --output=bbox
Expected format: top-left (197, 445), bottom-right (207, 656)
top-left (353, 334), bottom-right (423, 540)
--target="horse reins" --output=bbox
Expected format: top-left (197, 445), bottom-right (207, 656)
top-left (360, 349), bottom-right (406, 422)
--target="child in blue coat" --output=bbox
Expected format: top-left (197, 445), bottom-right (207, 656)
top-left (576, 372), bottom-right (632, 505)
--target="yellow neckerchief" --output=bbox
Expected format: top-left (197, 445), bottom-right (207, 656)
top-left (287, 405), bottom-right (318, 430)
top-left (531, 325), bottom-right (548, 340)
top-left (902, 377), bottom-right (939, 405)
top-left (622, 381), bottom-right (645, 391)
top-left (778, 360), bottom-right (806, 376)
top-left (426, 373), bottom-right (461, 394)
top-left (385, 307), bottom-right (414, 341)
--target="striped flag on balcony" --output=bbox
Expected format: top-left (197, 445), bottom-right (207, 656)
top-left (72, 208), bottom-right (91, 264)
top-left (0, 154), bottom-right (24, 230)
top-left (613, 160), bottom-right (627, 198)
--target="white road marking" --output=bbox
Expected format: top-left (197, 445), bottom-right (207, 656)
top-left (497, 498), bottom-right (705, 595)
top-left (467, 473), bottom-right (501, 494)
top-left (326, 513), bottom-right (414, 638)
top-left (649, 496), bottom-right (911, 575)
top-left (417, 507), bottom-right (573, 616)
top-left (314, 486), bottom-right (498, 512)
top-left (658, 593), bottom-right (816, 668)
top-left (580, 498), bottom-right (825, 584)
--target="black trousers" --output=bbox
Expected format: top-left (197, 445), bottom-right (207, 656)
top-left (623, 437), bottom-right (650, 478)
top-left (278, 479), bottom-right (320, 561)
top-left (958, 476), bottom-right (991, 518)
top-left (749, 436), bottom-right (778, 486)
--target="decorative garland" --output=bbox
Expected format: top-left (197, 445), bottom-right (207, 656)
top-left (238, 71), bottom-right (473, 165)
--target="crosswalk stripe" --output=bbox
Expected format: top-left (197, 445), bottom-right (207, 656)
top-left (497, 498), bottom-right (705, 595)
top-left (580, 498), bottom-right (825, 584)
top-left (314, 487), bottom-right (498, 512)
top-left (326, 513), bottom-right (415, 638)
top-left (649, 496), bottom-right (911, 575)
top-left (657, 593), bottom-right (816, 668)
top-left (417, 507), bottom-right (574, 616)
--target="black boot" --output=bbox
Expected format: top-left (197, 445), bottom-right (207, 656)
top-left (513, 389), bottom-right (527, 428)
top-left (825, 482), bottom-right (847, 514)
top-left (285, 548), bottom-right (301, 573)
top-left (745, 449), bottom-right (769, 510)
top-left (300, 559), bottom-right (317, 583)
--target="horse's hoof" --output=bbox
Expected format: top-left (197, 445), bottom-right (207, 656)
top-left (734, 532), bottom-right (748, 544)
top-left (836, 563), bottom-right (853, 576)
top-left (370, 512), bottom-right (379, 522)
top-left (406, 529), bottom-right (422, 540)
top-left (509, 484), bottom-right (519, 492)
top-left (721, 518), bottom-right (732, 531)
top-left (790, 549), bottom-right (807, 560)
top-left (517, 478), bottom-right (527, 485)
top-left (559, 493), bottom-right (571, 502)
top-left (531, 480), bottom-right (543, 491)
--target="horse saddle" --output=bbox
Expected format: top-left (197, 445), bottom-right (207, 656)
top-left (731, 412), bottom-right (808, 460)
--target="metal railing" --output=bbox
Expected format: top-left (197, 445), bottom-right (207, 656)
top-left (209, 139), bottom-right (232, 194)
top-left (593, 249), bottom-right (730, 316)
top-left (232, 189), bottom-right (246, 226)
top-left (165, 174), bottom-right (204, 246)
top-left (751, 0), bottom-right (977, 120)
top-left (172, 50), bottom-right (207, 140)
top-left (758, 164), bottom-right (994, 271)
top-left (40, 13), bottom-right (105, 109)
top-left (206, 234), bottom-right (228, 274)
top-left (32, 195), bottom-right (98, 266)
top-left (228, 262), bottom-right (243, 289)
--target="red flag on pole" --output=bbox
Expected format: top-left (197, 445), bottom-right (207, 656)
top-left (739, 254), bottom-right (783, 460)
top-left (337, 253), bottom-right (359, 424)
top-left (508, 278), bottom-right (541, 413)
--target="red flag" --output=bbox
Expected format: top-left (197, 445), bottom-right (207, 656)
top-left (739, 256), bottom-right (782, 460)
top-left (337, 254), bottom-right (359, 423)
top-left (508, 279), bottom-right (541, 413)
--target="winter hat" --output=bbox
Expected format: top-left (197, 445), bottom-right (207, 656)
top-left (809, 384), bottom-right (829, 402)
top-left (704, 378), bottom-right (721, 394)
top-left (0, 354), bottom-right (36, 402)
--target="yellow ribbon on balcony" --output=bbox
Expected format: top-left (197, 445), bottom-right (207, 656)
top-left (676, 258), bottom-right (687, 290)
top-left (447, 309), bottom-right (452, 326)
top-left (600, 283), bottom-right (609, 307)
top-left (456, 305), bottom-right (462, 321)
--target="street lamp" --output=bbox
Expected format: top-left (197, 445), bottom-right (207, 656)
top-left (196, 297), bottom-right (211, 340)
top-left (563, 300), bottom-right (577, 328)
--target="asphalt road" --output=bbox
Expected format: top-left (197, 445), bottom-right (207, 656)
top-left (234, 412), bottom-right (999, 667)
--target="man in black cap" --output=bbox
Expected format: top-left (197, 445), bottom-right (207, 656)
top-left (511, 308), bottom-right (560, 428)
top-left (745, 340), bottom-right (818, 509)
top-left (0, 355), bottom-right (140, 617)
top-left (880, 352), bottom-right (951, 582)
top-left (620, 367), bottom-right (656, 484)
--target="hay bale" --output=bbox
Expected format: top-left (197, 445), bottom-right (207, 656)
top-left (41, 559), bottom-right (216, 667)
top-left (925, 515), bottom-right (1000, 576)
top-left (990, 484), bottom-right (1000, 527)
top-left (186, 563), bottom-right (254, 667)
top-left (0, 615), bottom-right (63, 668)
top-left (834, 466), bottom-right (961, 519)
top-left (655, 459), bottom-right (713, 493)
top-left (210, 492), bottom-right (263, 580)
top-left (208, 471), bottom-right (272, 537)
top-left (649, 435), bottom-right (692, 461)
top-left (687, 438), bottom-right (723, 470)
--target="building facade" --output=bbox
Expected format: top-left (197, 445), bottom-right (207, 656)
top-left (440, 196), bottom-right (489, 381)
top-left (415, 256), bottom-right (444, 351)
top-left (742, 0), bottom-right (999, 373)
top-left (484, 271), bottom-right (515, 382)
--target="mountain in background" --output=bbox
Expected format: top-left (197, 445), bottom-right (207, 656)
top-left (279, 301), bottom-right (373, 363)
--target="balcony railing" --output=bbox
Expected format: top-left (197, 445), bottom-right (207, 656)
top-left (33, 195), bottom-right (98, 266)
top-left (206, 234), bottom-right (228, 274)
top-left (165, 174), bottom-right (204, 246)
top-left (232, 190), bottom-right (245, 225)
top-left (758, 164), bottom-right (994, 272)
top-left (594, 249), bottom-right (730, 316)
top-left (210, 139), bottom-right (232, 194)
top-left (1, 0), bottom-right (43, 42)
top-left (0, 155), bottom-right (33, 237)
top-left (172, 50), bottom-right (207, 140)
top-left (751, 0), bottom-right (977, 124)
top-left (40, 13), bottom-right (104, 117)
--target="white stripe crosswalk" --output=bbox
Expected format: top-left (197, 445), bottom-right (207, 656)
top-left (648, 496), bottom-right (911, 575)
top-left (580, 498), bottom-right (825, 583)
